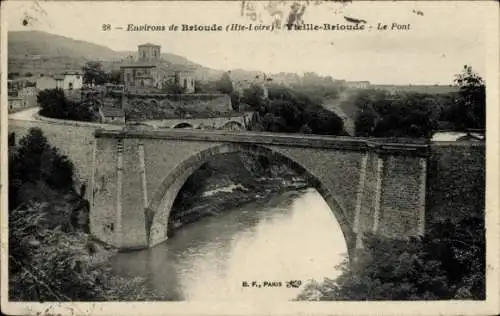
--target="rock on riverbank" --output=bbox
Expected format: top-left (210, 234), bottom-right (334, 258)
top-left (169, 153), bottom-right (309, 232)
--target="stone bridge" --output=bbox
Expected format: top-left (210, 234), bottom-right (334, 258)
top-left (91, 129), bottom-right (430, 256)
top-left (139, 113), bottom-right (250, 130)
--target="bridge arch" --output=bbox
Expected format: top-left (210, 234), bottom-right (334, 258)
top-left (221, 120), bottom-right (244, 131)
top-left (172, 122), bottom-right (194, 129)
top-left (146, 142), bottom-right (355, 256)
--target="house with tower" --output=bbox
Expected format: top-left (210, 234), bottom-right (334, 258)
top-left (120, 43), bottom-right (196, 93)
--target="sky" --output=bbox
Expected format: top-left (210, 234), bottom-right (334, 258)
top-left (4, 0), bottom-right (496, 84)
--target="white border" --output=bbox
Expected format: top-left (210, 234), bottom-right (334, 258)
top-left (1, 1), bottom-right (499, 315)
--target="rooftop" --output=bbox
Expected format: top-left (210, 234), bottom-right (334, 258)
top-left (63, 71), bottom-right (82, 75)
top-left (120, 61), bottom-right (159, 68)
top-left (139, 43), bottom-right (161, 47)
top-left (120, 60), bottom-right (196, 72)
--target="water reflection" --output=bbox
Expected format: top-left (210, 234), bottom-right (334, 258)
top-left (111, 188), bottom-right (348, 301)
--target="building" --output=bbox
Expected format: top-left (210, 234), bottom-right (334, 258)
top-left (8, 78), bottom-right (36, 93)
top-left (99, 106), bottom-right (126, 124)
top-left (371, 84), bottom-right (459, 95)
top-left (345, 81), bottom-right (371, 89)
top-left (8, 79), bottom-right (38, 107)
top-left (18, 87), bottom-right (38, 107)
top-left (120, 43), bottom-right (196, 93)
top-left (8, 97), bottom-right (26, 111)
top-left (36, 76), bottom-right (58, 90)
top-left (55, 71), bottom-right (83, 90)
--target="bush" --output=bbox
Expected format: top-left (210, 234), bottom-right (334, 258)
top-left (354, 90), bottom-right (438, 138)
top-left (296, 214), bottom-right (485, 301)
top-left (8, 128), bottom-right (160, 301)
top-left (9, 202), bottom-right (157, 301)
top-left (9, 128), bottom-right (75, 209)
top-left (353, 66), bottom-right (486, 136)
top-left (38, 88), bottom-right (95, 122)
top-left (246, 85), bottom-right (346, 136)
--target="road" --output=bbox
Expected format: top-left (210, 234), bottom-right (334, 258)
top-left (322, 90), bottom-right (357, 136)
top-left (8, 107), bottom-right (40, 121)
top-left (8, 107), bottom-right (122, 130)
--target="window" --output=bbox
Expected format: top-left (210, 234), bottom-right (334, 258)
top-left (184, 78), bottom-right (187, 88)
top-left (105, 223), bottom-right (114, 232)
top-left (127, 73), bottom-right (131, 82)
top-left (68, 82), bottom-right (73, 90)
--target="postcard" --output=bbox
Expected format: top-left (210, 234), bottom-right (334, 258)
top-left (1, 1), bottom-right (499, 315)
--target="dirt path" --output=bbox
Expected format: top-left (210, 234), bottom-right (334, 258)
top-left (322, 90), bottom-right (357, 136)
top-left (8, 107), bottom-right (40, 121)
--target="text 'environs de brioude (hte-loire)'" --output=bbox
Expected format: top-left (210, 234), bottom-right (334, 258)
top-left (124, 23), bottom-right (400, 32)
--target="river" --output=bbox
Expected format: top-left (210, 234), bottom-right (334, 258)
top-left (110, 188), bottom-right (348, 301)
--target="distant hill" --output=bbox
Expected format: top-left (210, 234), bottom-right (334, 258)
top-left (9, 30), bottom-right (121, 60)
top-left (7, 30), bottom-right (324, 85)
top-left (8, 30), bottom-right (225, 81)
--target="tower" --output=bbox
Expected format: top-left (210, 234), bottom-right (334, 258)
top-left (138, 43), bottom-right (161, 62)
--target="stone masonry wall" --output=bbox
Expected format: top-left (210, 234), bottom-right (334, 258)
top-left (378, 155), bottom-right (425, 238)
top-left (357, 152), bottom-right (378, 234)
top-left (91, 137), bottom-right (118, 245)
top-left (270, 146), bottom-right (362, 224)
top-left (427, 143), bottom-right (485, 224)
top-left (124, 94), bottom-right (232, 120)
top-left (118, 138), bottom-right (149, 249)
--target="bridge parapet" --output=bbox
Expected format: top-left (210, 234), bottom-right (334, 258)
top-left (94, 128), bottom-right (431, 157)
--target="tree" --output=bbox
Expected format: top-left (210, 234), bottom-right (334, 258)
top-left (215, 72), bottom-right (234, 94)
top-left (38, 88), bottom-right (95, 122)
top-left (38, 88), bottom-right (69, 118)
top-left (230, 91), bottom-right (240, 111)
top-left (8, 130), bottom-right (161, 301)
top-left (296, 213), bottom-right (485, 301)
top-left (244, 84), bottom-right (346, 136)
top-left (300, 124), bottom-right (313, 134)
top-left (194, 80), bottom-right (203, 93)
top-left (355, 106), bottom-right (378, 136)
top-left (162, 74), bottom-right (186, 94)
top-left (82, 61), bottom-right (107, 85)
top-left (9, 128), bottom-right (75, 209)
top-left (453, 65), bottom-right (486, 130)
top-left (242, 84), bottom-right (266, 109)
top-left (353, 90), bottom-right (438, 138)
top-left (8, 132), bottom-right (16, 147)
top-left (106, 70), bottom-right (122, 84)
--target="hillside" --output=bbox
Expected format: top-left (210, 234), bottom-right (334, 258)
top-left (8, 30), bottom-right (224, 80)
top-left (7, 30), bottom-right (304, 83)
top-left (8, 31), bottom-right (121, 60)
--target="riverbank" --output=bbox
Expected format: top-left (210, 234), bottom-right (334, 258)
top-left (169, 177), bottom-right (310, 230)
top-left (168, 152), bottom-right (310, 234)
